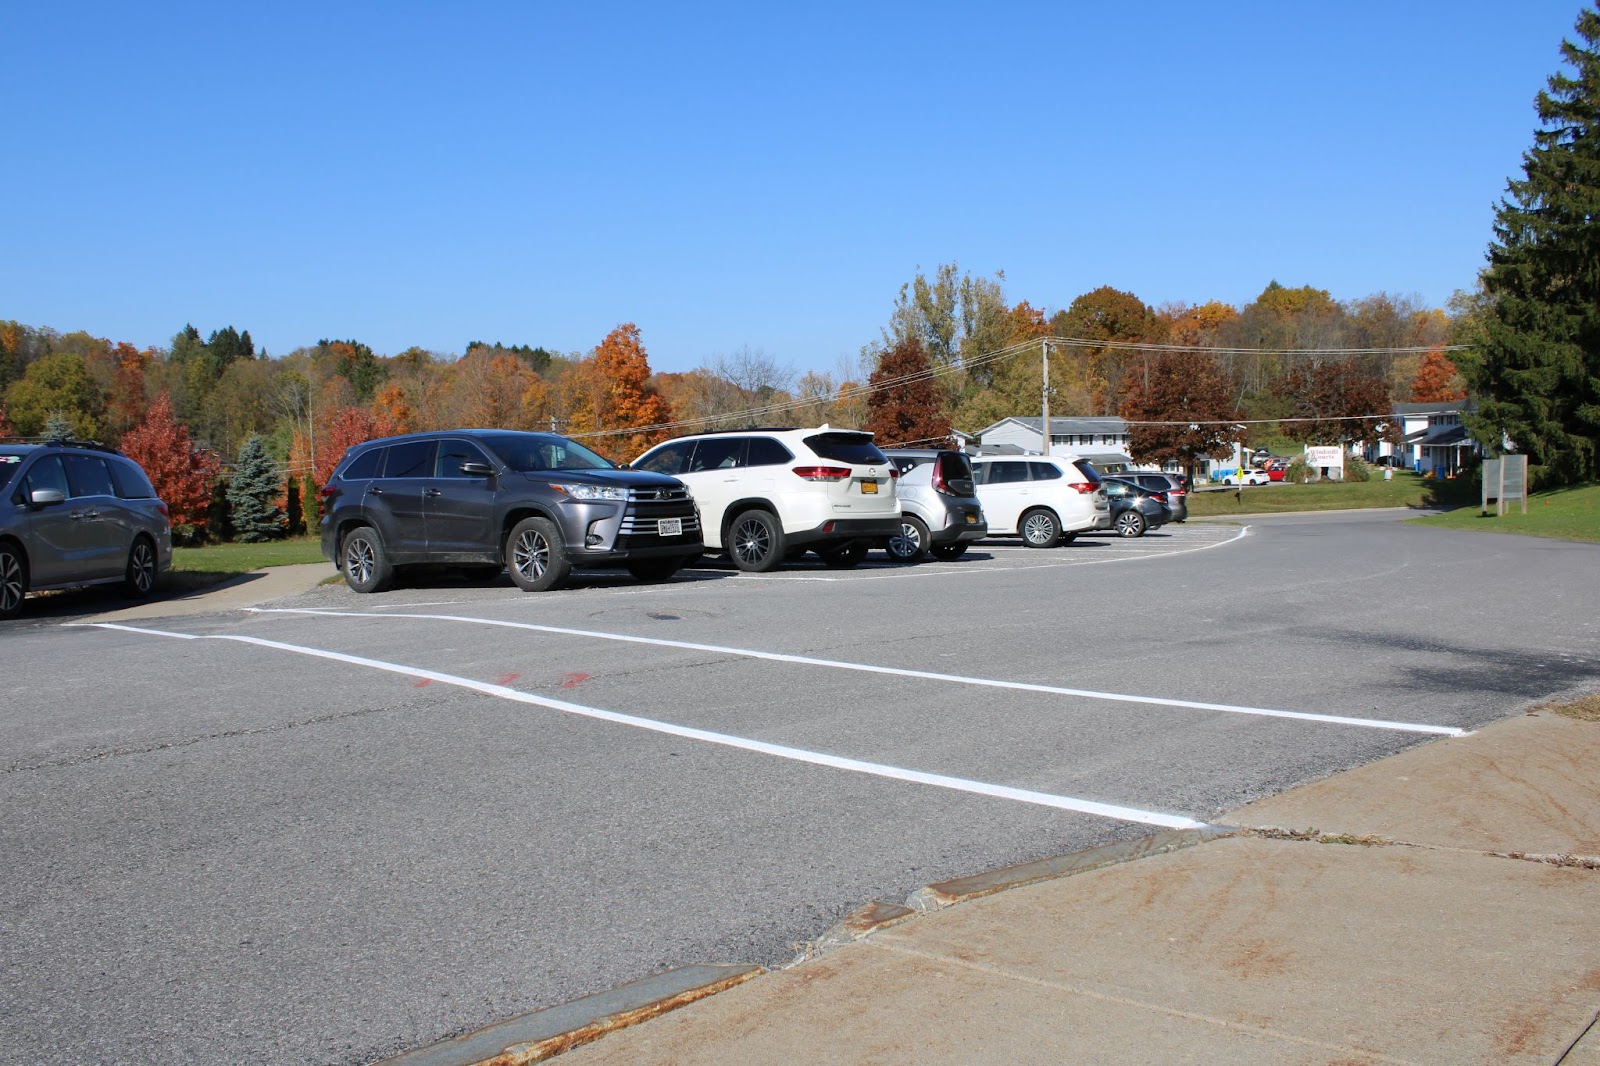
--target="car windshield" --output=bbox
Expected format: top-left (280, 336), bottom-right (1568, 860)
top-left (478, 432), bottom-right (616, 472)
top-left (0, 451), bottom-right (25, 492)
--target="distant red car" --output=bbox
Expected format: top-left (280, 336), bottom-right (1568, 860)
top-left (1266, 465), bottom-right (1287, 482)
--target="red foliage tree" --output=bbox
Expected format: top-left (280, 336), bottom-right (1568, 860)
top-left (1273, 359), bottom-right (1392, 444)
top-left (1119, 351), bottom-right (1242, 481)
top-left (864, 337), bottom-right (952, 446)
top-left (120, 392), bottom-right (221, 537)
top-left (106, 342), bottom-right (153, 441)
top-left (315, 406), bottom-right (398, 487)
top-left (1409, 348), bottom-right (1466, 403)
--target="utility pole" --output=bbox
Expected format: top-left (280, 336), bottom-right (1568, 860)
top-left (1040, 338), bottom-right (1052, 457)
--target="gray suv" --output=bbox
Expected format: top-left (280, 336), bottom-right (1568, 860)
top-left (881, 449), bottom-right (988, 562)
top-left (319, 429), bottom-right (703, 593)
top-left (1, 439), bottom-right (173, 619)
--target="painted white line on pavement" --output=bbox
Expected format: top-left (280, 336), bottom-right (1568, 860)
top-left (249, 606), bottom-right (1467, 738)
top-left (73, 621), bottom-right (1204, 830)
top-left (717, 524), bottom-right (1250, 581)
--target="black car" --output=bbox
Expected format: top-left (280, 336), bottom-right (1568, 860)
top-left (1115, 471), bottom-right (1188, 522)
top-left (319, 430), bottom-right (703, 593)
top-left (1100, 477), bottom-right (1172, 538)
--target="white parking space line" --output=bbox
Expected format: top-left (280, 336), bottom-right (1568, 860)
top-left (249, 607), bottom-right (1467, 738)
top-left (72, 622), bottom-right (1206, 831)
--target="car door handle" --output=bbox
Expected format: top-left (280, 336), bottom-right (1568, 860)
top-left (424, 488), bottom-right (442, 497)
top-left (368, 486), bottom-right (384, 496)
top-left (69, 510), bottom-right (86, 520)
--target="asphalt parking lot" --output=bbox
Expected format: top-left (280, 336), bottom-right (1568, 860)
top-left (5, 512), bottom-right (1599, 1065)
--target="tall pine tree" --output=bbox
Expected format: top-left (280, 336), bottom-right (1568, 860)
top-left (227, 434), bottom-right (284, 542)
top-left (1467, 5), bottom-right (1600, 483)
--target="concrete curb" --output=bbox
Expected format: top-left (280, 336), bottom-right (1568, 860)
top-left (376, 964), bottom-right (763, 1066)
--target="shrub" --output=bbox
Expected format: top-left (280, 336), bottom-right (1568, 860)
top-left (1284, 457), bottom-right (1312, 483)
top-left (1345, 455), bottom-right (1372, 482)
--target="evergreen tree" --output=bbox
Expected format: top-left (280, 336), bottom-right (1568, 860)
top-left (42, 412), bottom-right (75, 440)
top-left (227, 434), bottom-right (284, 542)
top-left (1465, 6), bottom-right (1600, 483)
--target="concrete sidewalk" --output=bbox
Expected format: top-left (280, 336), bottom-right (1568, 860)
top-left (84, 561), bottom-right (333, 622)
top-left (410, 705), bottom-right (1600, 1066)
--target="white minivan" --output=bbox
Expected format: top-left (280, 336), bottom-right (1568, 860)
top-left (969, 455), bottom-right (1111, 546)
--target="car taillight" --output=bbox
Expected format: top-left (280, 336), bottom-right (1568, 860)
top-left (888, 467), bottom-right (900, 479)
top-left (1069, 482), bottom-right (1099, 494)
top-left (792, 466), bottom-right (851, 482)
top-left (1152, 492), bottom-right (1168, 504)
top-left (318, 486), bottom-right (337, 500)
top-left (931, 457), bottom-right (948, 494)
top-left (156, 501), bottom-right (169, 519)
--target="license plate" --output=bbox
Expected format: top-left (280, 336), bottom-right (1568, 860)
top-left (860, 480), bottom-right (878, 494)
top-left (658, 518), bottom-right (682, 536)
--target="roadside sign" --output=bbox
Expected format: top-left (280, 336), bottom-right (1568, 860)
top-left (1482, 454), bottom-right (1529, 516)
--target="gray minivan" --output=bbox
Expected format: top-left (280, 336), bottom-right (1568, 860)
top-left (880, 449), bottom-right (988, 562)
top-left (1, 439), bottom-right (172, 619)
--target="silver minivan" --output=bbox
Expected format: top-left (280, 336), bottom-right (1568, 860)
top-left (1, 439), bottom-right (173, 619)
top-left (880, 449), bottom-right (988, 562)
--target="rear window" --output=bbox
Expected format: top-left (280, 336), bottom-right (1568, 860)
top-left (108, 458), bottom-right (157, 499)
top-left (936, 452), bottom-right (973, 481)
top-left (1028, 462), bottom-right (1062, 481)
top-left (888, 454), bottom-right (932, 476)
top-left (383, 441), bottom-right (437, 478)
top-left (804, 432), bottom-right (887, 465)
top-left (340, 448), bottom-right (384, 481)
top-left (1072, 460), bottom-right (1102, 484)
top-left (64, 454), bottom-right (116, 497)
top-left (746, 437), bottom-right (793, 467)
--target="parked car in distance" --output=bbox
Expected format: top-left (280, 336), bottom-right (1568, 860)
top-left (319, 429), bottom-right (702, 594)
top-left (880, 448), bottom-right (987, 562)
top-left (631, 425), bottom-right (900, 572)
top-left (1, 437), bottom-right (172, 619)
top-left (1221, 469), bottom-right (1272, 486)
top-left (969, 455), bottom-right (1110, 547)
top-left (1113, 471), bottom-right (1188, 522)
top-left (1100, 477), bottom-right (1173, 537)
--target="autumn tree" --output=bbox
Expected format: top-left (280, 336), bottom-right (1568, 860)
top-left (106, 343), bottom-right (153, 441)
top-left (227, 434), bottom-right (284, 542)
top-left (3, 353), bottom-right (105, 438)
top-left (1461, 6), bottom-right (1600, 482)
top-left (864, 338), bottom-right (951, 447)
top-left (444, 350), bottom-right (537, 430)
top-left (120, 392), bottom-right (221, 541)
top-left (1274, 358), bottom-right (1392, 444)
top-left (578, 324), bottom-right (672, 459)
top-left (316, 406), bottom-right (398, 486)
top-left (1409, 349), bottom-right (1466, 403)
top-left (1050, 286), bottom-right (1157, 414)
top-left (1119, 351), bottom-right (1242, 486)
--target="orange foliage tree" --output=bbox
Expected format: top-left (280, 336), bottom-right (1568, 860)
top-left (1409, 348), bottom-right (1466, 403)
top-left (577, 324), bottom-right (673, 460)
top-left (106, 342), bottom-right (153, 441)
top-left (120, 392), bottom-right (221, 539)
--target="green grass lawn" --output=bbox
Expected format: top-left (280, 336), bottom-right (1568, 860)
top-left (1186, 472), bottom-right (1477, 518)
top-left (1407, 482), bottom-right (1600, 544)
top-left (170, 535), bottom-right (326, 573)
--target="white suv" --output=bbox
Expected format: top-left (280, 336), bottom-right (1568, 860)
top-left (632, 426), bottom-right (900, 572)
top-left (969, 454), bottom-right (1111, 546)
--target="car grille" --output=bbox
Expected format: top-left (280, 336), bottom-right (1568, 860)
top-left (616, 491), bottom-right (701, 549)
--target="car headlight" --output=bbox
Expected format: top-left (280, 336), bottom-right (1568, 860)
top-left (551, 482), bottom-right (627, 501)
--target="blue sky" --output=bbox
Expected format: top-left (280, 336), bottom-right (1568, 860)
top-left (1, 2), bottom-right (1587, 374)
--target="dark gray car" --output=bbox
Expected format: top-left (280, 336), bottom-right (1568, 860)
top-left (1116, 471), bottom-right (1188, 522)
top-left (880, 449), bottom-right (988, 562)
top-left (319, 430), bottom-right (703, 593)
top-left (0, 439), bottom-right (173, 619)
top-left (1101, 477), bottom-right (1173, 537)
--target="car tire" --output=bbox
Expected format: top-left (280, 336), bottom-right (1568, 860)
top-left (341, 526), bottom-right (394, 593)
top-left (1020, 508), bottom-right (1061, 548)
top-left (727, 510), bottom-right (784, 572)
top-left (818, 541), bottom-right (869, 569)
top-left (627, 556), bottom-right (689, 583)
top-left (507, 516), bottom-right (572, 592)
top-left (0, 543), bottom-right (28, 620)
top-left (929, 543), bottom-right (968, 561)
top-left (885, 516), bottom-right (929, 563)
top-left (120, 536), bottom-right (159, 599)
top-left (1116, 511), bottom-right (1146, 538)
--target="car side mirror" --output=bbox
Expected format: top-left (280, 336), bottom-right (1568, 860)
top-left (29, 488), bottom-right (66, 508)
top-left (459, 462), bottom-right (495, 478)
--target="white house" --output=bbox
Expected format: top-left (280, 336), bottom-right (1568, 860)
top-left (974, 417), bottom-right (1138, 471)
top-left (1363, 401), bottom-right (1476, 475)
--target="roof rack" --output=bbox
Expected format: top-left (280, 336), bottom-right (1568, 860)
top-left (0, 436), bottom-right (121, 454)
